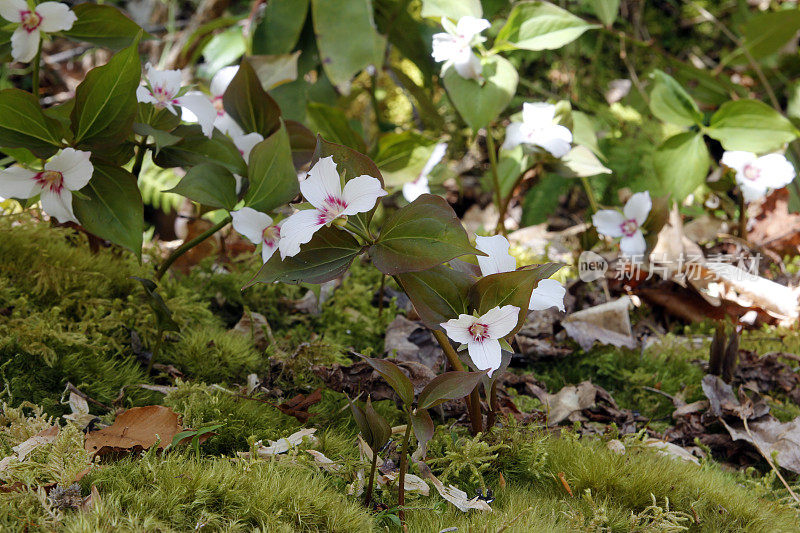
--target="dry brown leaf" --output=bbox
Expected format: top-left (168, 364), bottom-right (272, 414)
top-left (644, 438), bottom-right (700, 465)
top-left (277, 389), bottom-right (322, 423)
top-left (527, 381), bottom-right (597, 426)
top-left (721, 417), bottom-right (800, 474)
top-left (13, 426), bottom-right (59, 461)
top-left (562, 296), bottom-right (636, 351)
top-left (84, 406), bottom-right (182, 457)
top-left (63, 392), bottom-right (94, 430)
top-left (416, 461), bottom-right (491, 512)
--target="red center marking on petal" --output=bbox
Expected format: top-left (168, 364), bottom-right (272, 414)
top-left (317, 195), bottom-right (348, 224)
top-left (262, 225), bottom-right (280, 248)
top-left (620, 219), bottom-right (639, 237)
top-left (35, 170), bottom-right (64, 194)
top-left (468, 322), bottom-right (490, 342)
top-left (212, 96), bottom-right (225, 117)
top-left (20, 10), bottom-right (42, 32)
top-left (743, 163), bottom-right (761, 181)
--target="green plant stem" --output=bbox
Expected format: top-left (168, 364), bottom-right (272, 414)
top-left (431, 329), bottom-right (483, 435)
top-left (377, 273), bottom-right (386, 318)
top-left (344, 220), bottom-right (373, 243)
top-left (486, 129), bottom-right (506, 236)
top-left (364, 448), bottom-right (379, 507)
top-left (397, 417), bottom-right (413, 530)
top-left (132, 136), bottom-right (150, 180)
top-left (154, 215), bottom-right (232, 281)
top-left (738, 190), bottom-right (747, 239)
top-left (146, 327), bottom-right (163, 374)
top-left (31, 42), bottom-right (42, 97)
top-left (581, 176), bottom-right (600, 213)
top-left (485, 380), bottom-right (499, 431)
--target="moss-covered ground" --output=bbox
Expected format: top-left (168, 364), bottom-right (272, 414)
top-left (1, 215), bottom-right (799, 531)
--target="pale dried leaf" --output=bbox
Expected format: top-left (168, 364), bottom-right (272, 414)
top-left (562, 296), bottom-right (636, 351)
top-left (306, 450), bottom-right (343, 473)
top-left (13, 426), bottom-right (59, 461)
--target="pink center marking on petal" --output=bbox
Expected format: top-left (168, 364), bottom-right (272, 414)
top-left (212, 96), bottom-right (225, 117)
top-left (620, 218), bottom-right (639, 238)
top-left (150, 85), bottom-right (178, 108)
top-left (742, 163), bottom-right (761, 181)
top-left (316, 195), bottom-right (348, 224)
top-left (262, 225), bottom-right (280, 248)
top-left (20, 10), bottom-right (41, 32)
top-left (468, 322), bottom-right (490, 342)
top-left (35, 170), bottom-right (64, 194)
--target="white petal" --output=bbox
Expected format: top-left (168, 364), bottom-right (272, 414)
top-left (278, 208), bottom-right (325, 258)
top-left (720, 151), bottom-right (755, 174)
top-left (456, 16), bottom-right (490, 40)
top-left (623, 191), bottom-right (651, 226)
top-left (453, 52), bottom-right (483, 81)
top-left (475, 235), bottom-right (516, 276)
top-left (420, 142), bottom-right (448, 179)
top-left (431, 33), bottom-right (460, 63)
top-left (136, 85), bottom-right (157, 105)
top-left (592, 209), bottom-right (625, 238)
top-left (620, 231), bottom-right (647, 256)
top-left (47, 148), bottom-right (92, 190)
top-left (210, 66), bottom-right (239, 97)
top-left (467, 339), bottom-right (502, 377)
top-left (301, 156), bottom-right (343, 209)
top-left (36, 2), bottom-right (76, 32)
top-left (480, 304), bottom-right (520, 339)
top-left (501, 122), bottom-right (525, 150)
top-left (441, 314), bottom-right (477, 345)
top-left (11, 27), bottom-right (39, 63)
top-left (402, 177), bottom-right (429, 203)
top-left (529, 279), bottom-right (566, 312)
top-left (755, 153), bottom-right (795, 189)
top-left (529, 130), bottom-right (572, 158)
top-left (0, 0), bottom-right (25, 22)
top-left (0, 165), bottom-right (39, 198)
top-left (233, 174), bottom-right (243, 195)
top-left (261, 240), bottom-right (278, 263)
top-left (233, 132), bottom-right (264, 163)
top-left (215, 113), bottom-right (243, 136)
top-left (522, 102), bottom-right (556, 125)
top-left (40, 189), bottom-right (76, 223)
top-left (231, 207), bottom-right (272, 245)
top-left (740, 180), bottom-right (767, 203)
top-left (341, 175), bottom-right (387, 216)
top-left (147, 65), bottom-right (183, 98)
top-left (177, 93), bottom-right (217, 138)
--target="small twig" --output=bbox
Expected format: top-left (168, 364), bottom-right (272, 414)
top-left (741, 415), bottom-right (800, 505)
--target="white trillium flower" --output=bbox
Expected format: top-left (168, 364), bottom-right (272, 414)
top-left (183, 66), bottom-right (243, 136)
top-left (475, 235), bottom-right (566, 312)
top-left (136, 64), bottom-right (217, 138)
top-left (721, 151), bottom-right (796, 203)
top-left (0, 147), bottom-right (92, 224)
top-left (431, 16), bottom-right (490, 82)
top-left (278, 156), bottom-right (388, 259)
top-left (231, 132), bottom-right (264, 194)
top-left (592, 191), bottom-right (651, 256)
top-left (231, 207), bottom-right (281, 263)
top-left (441, 305), bottom-right (520, 377)
top-left (0, 0), bottom-right (76, 63)
top-left (402, 142), bottom-right (447, 203)
top-left (502, 102), bottom-right (573, 158)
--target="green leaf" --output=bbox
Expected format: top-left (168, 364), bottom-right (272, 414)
top-left (223, 57), bottom-right (282, 138)
top-left (132, 123), bottom-right (181, 154)
top-left (420, 0), bottom-right (481, 19)
top-left (70, 36), bottom-right (141, 149)
top-left (250, 52), bottom-right (301, 90)
top-left (252, 0), bottom-right (310, 55)
top-left (648, 70), bottom-right (703, 128)
top-left (561, 145), bottom-right (611, 177)
top-left (396, 264), bottom-right (474, 328)
top-left (706, 100), bottom-right (798, 153)
top-left (370, 194), bottom-right (479, 275)
top-left (521, 174), bottom-right (570, 227)
top-left (286, 119), bottom-right (316, 170)
top-left (653, 131), bottom-right (710, 202)
top-left (245, 123), bottom-right (300, 213)
top-left (495, 1), bottom-right (597, 51)
top-left (73, 164), bottom-right (144, 258)
top-left (571, 111), bottom-right (602, 157)
top-left (417, 370), bottom-right (486, 410)
top-left (742, 10), bottom-right (800, 61)
top-left (468, 263), bottom-right (562, 336)
top-left (410, 409), bottom-right (434, 449)
top-left (487, 146), bottom-right (528, 201)
top-left (443, 55), bottom-right (518, 132)
top-left (0, 89), bottom-right (64, 158)
top-left (63, 4), bottom-right (147, 50)
top-left (306, 102), bottom-right (367, 153)
top-left (154, 125), bottom-right (247, 175)
top-left (361, 356), bottom-right (415, 406)
top-left (131, 277), bottom-right (180, 331)
top-left (348, 396), bottom-right (391, 452)
top-left (311, 0), bottom-right (387, 91)
top-left (593, 0), bottom-right (620, 27)
top-left (166, 163), bottom-right (237, 209)
top-left (374, 131), bottom-right (439, 187)
top-left (202, 27), bottom-right (247, 73)
top-left (245, 225), bottom-right (362, 286)
top-left (0, 29), bottom-right (12, 63)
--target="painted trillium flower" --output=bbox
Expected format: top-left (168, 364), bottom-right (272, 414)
top-left (231, 132), bottom-right (264, 194)
top-left (0, 147), bottom-right (92, 224)
top-left (278, 156), bottom-right (387, 259)
top-left (0, 0), bottom-right (76, 63)
top-left (721, 151), bottom-right (796, 203)
top-left (441, 305), bottom-right (520, 377)
top-left (592, 191), bottom-right (651, 256)
top-left (136, 64), bottom-right (217, 138)
top-left (402, 142), bottom-right (447, 203)
top-left (431, 16), bottom-right (490, 82)
top-left (183, 66), bottom-right (243, 136)
top-left (231, 207), bottom-right (281, 263)
top-left (502, 102), bottom-right (573, 158)
top-left (474, 235), bottom-right (566, 312)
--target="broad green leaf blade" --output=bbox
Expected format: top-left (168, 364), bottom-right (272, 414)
top-left (245, 225), bottom-right (362, 286)
top-left (443, 55), bottom-right (518, 132)
top-left (571, 111), bottom-right (602, 157)
top-left (468, 263), bottom-right (562, 336)
top-left (706, 100), bottom-right (798, 153)
top-left (0, 89), bottom-right (64, 158)
top-left (202, 27), bottom-right (247, 74)
top-left (396, 263), bottom-right (474, 328)
top-left (63, 4), bottom-right (147, 50)
top-left (154, 125), bottom-right (247, 175)
top-left (495, 1), bottom-right (597, 51)
top-left (250, 52), bottom-right (301, 90)
top-left (742, 10), bottom-right (800, 61)
top-left (311, 0), bottom-right (387, 92)
top-left (364, 397), bottom-right (391, 451)
top-left (131, 277), bottom-right (180, 331)
top-left (648, 69), bottom-right (703, 128)
top-left (411, 409), bottom-right (434, 449)
top-left (420, 0), bottom-right (481, 19)
top-left (252, 0), bottom-right (310, 55)
top-left (166, 162), bottom-right (237, 209)
top-left (73, 164), bottom-right (144, 258)
top-left (286, 119), bottom-right (316, 170)
top-left (245, 123), bottom-right (300, 212)
top-left (487, 146), bottom-right (528, 201)
top-left (370, 194), bottom-right (479, 275)
top-left (132, 123), bottom-right (181, 154)
top-left (593, 0), bottom-right (620, 27)
top-left (223, 57), bottom-right (282, 138)
top-left (653, 131), bottom-right (710, 202)
top-left (374, 131), bottom-right (439, 187)
top-left (70, 37), bottom-right (141, 149)
top-left (306, 102), bottom-right (367, 153)
top-left (0, 29), bottom-right (11, 62)
top-left (361, 356), bottom-right (415, 406)
top-left (417, 370), bottom-right (486, 410)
